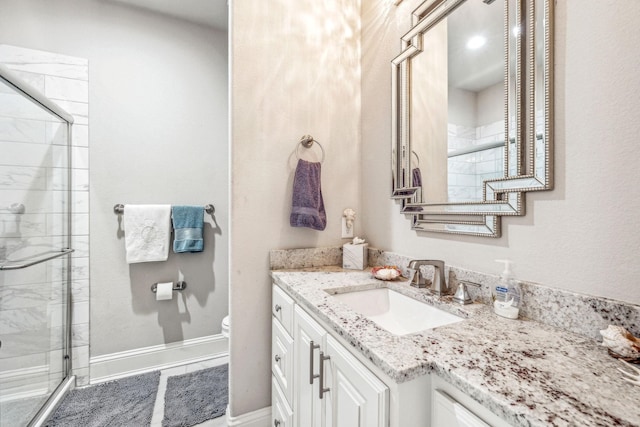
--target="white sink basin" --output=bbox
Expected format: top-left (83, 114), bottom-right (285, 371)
top-left (329, 288), bottom-right (464, 336)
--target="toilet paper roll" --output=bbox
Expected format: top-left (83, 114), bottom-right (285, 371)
top-left (156, 282), bottom-right (173, 301)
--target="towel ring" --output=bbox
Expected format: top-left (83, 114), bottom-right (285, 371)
top-left (411, 150), bottom-right (420, 167)
top-left (296, 135), bottom-right (325, 163)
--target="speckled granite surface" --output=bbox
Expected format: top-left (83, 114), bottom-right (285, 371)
top-left (270, 246), bottom-right (342, 270)
top-left (369, 249), bottom-right (640, 340)
top-left (271, 267), bottom-right (640, 427)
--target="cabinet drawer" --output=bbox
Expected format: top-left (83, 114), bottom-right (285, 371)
top-left (272, 376), bottom-right (293, 427)
top-left (272, 318), bottom-right (294, 404)
top-left (273, 284), bottom-right (295, 334)
top-left (432, 389), bottom-right (490, 427)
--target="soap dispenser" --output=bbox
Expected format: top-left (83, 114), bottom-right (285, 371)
top-left (493, 259), bottom-right (521, 319)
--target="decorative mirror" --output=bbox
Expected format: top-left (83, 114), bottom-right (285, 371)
top-left (391, 0), bottom-right (553, 237)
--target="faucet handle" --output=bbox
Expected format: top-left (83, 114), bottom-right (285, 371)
top-left (453, 281), bottom-right (481, 305)
top-left (406, 266), bottom-right (427, 288)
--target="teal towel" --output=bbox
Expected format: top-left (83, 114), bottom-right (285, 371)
top-left (171, 205), bottom-right (204, 253)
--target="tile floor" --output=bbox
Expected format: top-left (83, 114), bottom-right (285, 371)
top-left (150, 356), bottom-right (229, 427)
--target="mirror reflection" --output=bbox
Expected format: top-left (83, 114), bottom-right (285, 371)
top-left (410, 0), bottom-right (507, 204)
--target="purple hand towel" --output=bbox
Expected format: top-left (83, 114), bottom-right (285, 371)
top-left (290, 159), bottom-right (326, 231)
top-left (412, 167), bottom-right (422, 187)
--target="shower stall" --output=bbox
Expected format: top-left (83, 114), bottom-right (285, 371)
top-left (0, 63), bottom-right (75, 426)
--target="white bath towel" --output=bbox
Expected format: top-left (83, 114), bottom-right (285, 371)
top-left (123, 204), bottom-right (172, 264)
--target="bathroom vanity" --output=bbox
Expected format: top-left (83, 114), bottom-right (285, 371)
top-left (270, 267), bottom-right (640, 427)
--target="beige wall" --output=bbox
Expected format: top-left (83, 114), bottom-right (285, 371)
top-left (230, 0), bottom-right (362, 416)
top-left (412, 21), bottom-right (448, 202)
top-left (0, 0), bottom-right (229, 358)
top-left (362, 0), bottom-right (640, 305)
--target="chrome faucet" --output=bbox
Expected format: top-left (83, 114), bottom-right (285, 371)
top-left (407, 259), bottom-right (448, 295)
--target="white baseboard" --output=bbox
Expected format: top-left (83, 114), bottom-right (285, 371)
top-left (89, 334), bottom-right (228, 384)
top-left (226, 405), bottom-right (272, 427)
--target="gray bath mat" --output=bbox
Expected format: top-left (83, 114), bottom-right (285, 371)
top-left (162, 364), bottom-right (228, 427)
top-left (45, 371), bottom-right (160, 427)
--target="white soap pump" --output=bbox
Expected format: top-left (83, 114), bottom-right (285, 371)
top-left (493, 259), bottom-right (521, 319)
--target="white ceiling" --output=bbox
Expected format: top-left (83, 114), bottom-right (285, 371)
top-left (108, 0), bottom-right (228, 31)
top-left (447, 0), bottom-right (504, 92)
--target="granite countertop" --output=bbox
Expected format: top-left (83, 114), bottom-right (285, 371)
top-left (271, 267), bottom-right (640, 427)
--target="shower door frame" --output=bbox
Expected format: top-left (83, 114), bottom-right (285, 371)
top-left (0, 63), bottom-right (76, 427)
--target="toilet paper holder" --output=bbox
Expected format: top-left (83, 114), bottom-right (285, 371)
top-left (151, 281), bottom-right (187, 293)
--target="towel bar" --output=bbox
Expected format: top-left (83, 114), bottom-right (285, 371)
top-left (113, 204), bottom-right (214, 215)
top-left (151, 281), bottom-right (187, 293)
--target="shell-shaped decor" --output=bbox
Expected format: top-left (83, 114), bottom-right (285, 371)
top-left (371, 265), bottom-right (402, 281)
top-left (600, 325), bottom-right (640, 360)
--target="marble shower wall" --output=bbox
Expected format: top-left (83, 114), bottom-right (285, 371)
top-left (0, 45), bottom-right (90, 390)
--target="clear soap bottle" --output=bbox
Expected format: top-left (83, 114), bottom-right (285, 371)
top-left (493, 259), bottom-right (521, 319)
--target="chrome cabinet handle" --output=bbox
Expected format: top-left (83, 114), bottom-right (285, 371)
top-left (274, 354), bottom-right (281, 362)
top-left (309, 340), bottom-right (320, 384)
top-left (274, 304), bottom-right (282, 312)
top-left (319, 351), bottom-right (331, 399)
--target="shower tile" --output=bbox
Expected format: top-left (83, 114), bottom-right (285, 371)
top-left (11, 71), bottom-right (46, 93)
top-left (0, 165), bottom-right (46, 190)
top-left (0, 141), bottom-right (54, 168)
top-left (68, 235), bottom-right (89, 258)
top-left (47, 213), bottom-right (88, 236)
top-left (46, 121), bottom-right (69, 146)
top-left (74, 367), bottom-right (90, 386)
top-left (50, 100), bottom-right (88, 125)
top-left (71, 301), bottom-right (89, 325)
top-left (50, 189), bottom-right (88, 214)
top-left (0, 306), bottom-right (49, 335)
top-left (71, 124), bottom-right (89, 147)
top-left (0, 352), bottom-right (47, 374)
top-left (44, 76), bottom-right (89, 103)
top-left (48, 256), bottom-right (89, 283)
top-left (48, 168), bottom-right (89, 191)
top-left (0, 281), bottom-right (65, 310)
top-left (71, 146), bottom-right (89, 170)
top-left (0, 93), bottom-right (58, 122)
top-left (51, 145), bottom-right (70, 169)
top-left (73, 213), bottom-right (89, 236)
top-left (0, 263), bottom-right (47, 286)
top-left (72, 345), bottom-right (89, 369)
top-left (0, 45), bottom-right (89, 80)
top-left (0, 213), bottom-right (47, 238)
top-left (72, 323), bottom-right (89, 347)
top-left (0, 117), bottom-right (46, 144)
top-left (72, 280), bottom-right (90, 303)
top-left (0, 370), bottom-right (51, 400)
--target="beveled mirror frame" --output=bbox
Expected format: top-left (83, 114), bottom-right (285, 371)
top-left (391, 0), bottom-right (553, 237)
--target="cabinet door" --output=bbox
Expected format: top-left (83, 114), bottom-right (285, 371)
top-left (293, 306), bottom-right (326, 427)
top-left (324, 335), bottom-right (388, 427)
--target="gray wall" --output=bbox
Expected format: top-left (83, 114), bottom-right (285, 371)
top-left (0, 0), bottom-right (229, 358)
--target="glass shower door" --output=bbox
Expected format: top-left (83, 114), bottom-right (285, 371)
top-left (0, 71), bottom-right (73, 426)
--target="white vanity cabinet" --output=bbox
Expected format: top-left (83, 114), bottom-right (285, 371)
top-left (273, 284), bottom-right (388, 427)
top-left (272, 286), bottom-right (295, 427)
top-left (273, 282), bottom-right (510, 427)
top-left (293, 305), bottom-right (388, 427)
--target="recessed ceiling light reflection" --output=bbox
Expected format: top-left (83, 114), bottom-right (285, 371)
top-left (466, 35), bottom-right (487, 50)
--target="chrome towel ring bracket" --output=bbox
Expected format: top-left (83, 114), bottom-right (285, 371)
top-left (296, 135), bottom-right (325, 164)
